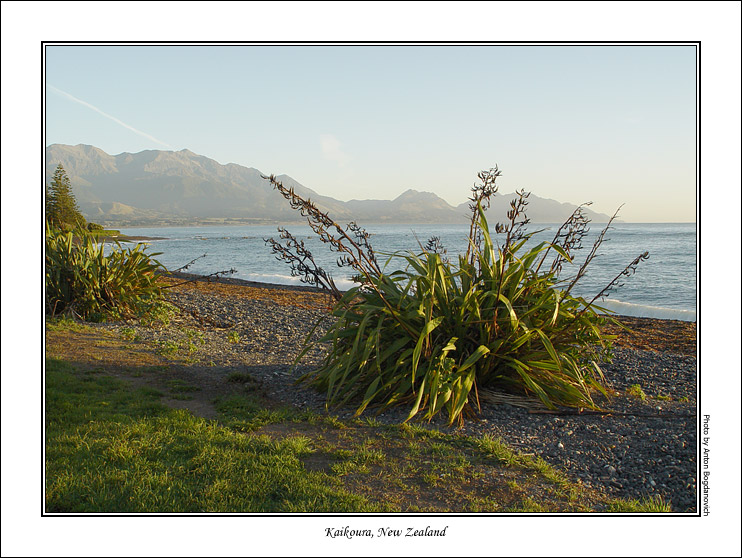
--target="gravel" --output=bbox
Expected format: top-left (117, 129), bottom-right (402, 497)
top-left (114, 285), bottom-right (699, 513)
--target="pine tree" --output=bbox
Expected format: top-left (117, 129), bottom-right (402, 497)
top-left (47, 164), bottom-right (85, 229)
top-left (45, 181), bottom-right (52, 218)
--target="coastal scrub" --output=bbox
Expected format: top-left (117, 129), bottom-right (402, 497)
top-left (45, 222), bottom-right (166, 321)
top-left (265, 167), bottom-right (648, 424)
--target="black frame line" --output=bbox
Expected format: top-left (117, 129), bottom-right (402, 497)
top-left (41, 40), bottom-right (701, 519)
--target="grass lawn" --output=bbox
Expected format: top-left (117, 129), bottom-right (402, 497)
top-left (45, 357), bottom-right (382, 513)
top-left (44, 319), bottom-right (671, 514)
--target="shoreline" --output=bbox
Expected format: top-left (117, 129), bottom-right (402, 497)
top-left (165, 271), bottom-right (339, 294)
top-left (46, 270), bottom-right (698, 511)
top-left (149, 278), bottom-right (699, 510)
top-left (109, 235), bottom-right (168, 242)
top-left (164, 271), bottom-right (698, 325)
top-left (98, 234), bottom-right (169, 244)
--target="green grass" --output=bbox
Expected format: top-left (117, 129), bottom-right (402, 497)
top-left (157, 340), bottom-right (180, 357)
top-left (45, 356), bottom-right (676, 514)
top-left (164, 379), bottom-right (201, 393)
top-left (474, 435), bottom-right (571, 486)
top-left (153, 330), bottom-right (205, 359)
top-left (138, 301), bottom-right (177, 329)
top-left (46, 316), bottom-right (93, 333)
top-left (211, 394), bottom-right (297, 433)
top-left (626, 384), bottom-right (647, 401)
top-left (120, 327), bottom-right (140, 342)
top-left (606, 495), bottom-right (672, 513)
top-left (45, 358), bottom-right (384, 513)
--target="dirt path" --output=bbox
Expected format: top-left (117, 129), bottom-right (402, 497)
top-left (46, 323), bottom-right (263, 421)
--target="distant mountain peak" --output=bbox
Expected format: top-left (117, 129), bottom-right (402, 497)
top-left (45, 144), bottom-right (615, 226)
top-left (395, 189), bottom-right (447, 201)
top-left (397, 188), bottom-right (422, 197)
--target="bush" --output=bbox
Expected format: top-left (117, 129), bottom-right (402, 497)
top-left (87, 222), bottom-right (104, 231)
top-left (264, 168), bottom-right (648, 424)
top-left (45, 222), bottom-right (166, 321)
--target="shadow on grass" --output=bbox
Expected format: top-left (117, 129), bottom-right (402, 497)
top-left (44, 321), bottom-right (672, 514)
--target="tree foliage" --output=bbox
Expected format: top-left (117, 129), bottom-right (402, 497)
top-left (47, 164), bottom-right (85, 230)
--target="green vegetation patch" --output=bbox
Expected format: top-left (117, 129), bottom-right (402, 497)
top-left (606, 495), bottom-right (672, 513)
top-left (46, 316), bottom-right (95, 334)
top-left (45, 358), bottom-right (382, 513)
top-left (214, 397), bottom-right (591, 513)
top-left (626, 384), bottom-right (647, 401)
top-left (45, 357), bottom-right (675, 514)
top-left (265, 169), bottom-right (649, 425)
top-left (45, 221), bottom-right (166, 322)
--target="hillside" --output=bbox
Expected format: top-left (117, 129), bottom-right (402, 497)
top-left (45, 144), bottom-right (614, 226)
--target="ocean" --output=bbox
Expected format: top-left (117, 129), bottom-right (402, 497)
top-left (117, 222), bottom-right (697, 322)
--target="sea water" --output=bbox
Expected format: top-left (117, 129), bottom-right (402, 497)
top-left (118, 222), bottom-right (697, 321)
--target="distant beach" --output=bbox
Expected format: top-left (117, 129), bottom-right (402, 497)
top-left (103, 234), bottom-right (168, 243)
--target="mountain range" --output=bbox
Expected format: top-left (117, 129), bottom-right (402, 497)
top-left (45, 144), bottom-right (613, 226)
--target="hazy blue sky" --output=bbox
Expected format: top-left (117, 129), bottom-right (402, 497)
top-left (45, 44), bottom-right (697, 222)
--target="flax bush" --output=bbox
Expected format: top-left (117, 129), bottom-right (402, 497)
top-left (265, 168), bottom-right (648, 424)
top-left (45, 222), bottom-right (166, 321)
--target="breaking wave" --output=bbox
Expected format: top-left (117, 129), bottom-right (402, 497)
top-left (597, 299), bottom-right (696, 322)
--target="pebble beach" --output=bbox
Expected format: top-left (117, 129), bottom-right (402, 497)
top-left (114, 273), bottom-right (699, 512)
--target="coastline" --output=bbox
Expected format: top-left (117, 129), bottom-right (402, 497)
top-left (165, 271), bottom-right (329, 293)
top-left (164, 271), bottom-right (698, 349)
top-left (124, 275), bottom-right (702, 510)
top-left (46, 270), bottom-right (698, 511)
top-left (103, 234), bottom-right (168, 243)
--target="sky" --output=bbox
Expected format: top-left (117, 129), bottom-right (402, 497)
top-left (45, 44), bottom-right (698, 222)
